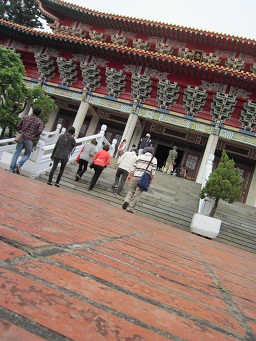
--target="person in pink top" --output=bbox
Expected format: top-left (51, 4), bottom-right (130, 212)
top-left (88, 144), bottom-right (110, 191)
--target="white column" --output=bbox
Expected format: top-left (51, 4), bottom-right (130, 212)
top-left (129, 126), bottom-right (143, 149)
top-left (196, 134), bottom-right (219, 184)
top-left (72, 100), bottom-right (89, 137)
top-left (120, 113), bottom-right (139, 149)
top-left (44, 107), bottom-right (59, 131)
top-left (86, 116), bottom-right (100, 136)
top-left (19, 99), bottom-right (33, 118)
top-left (246, 165), bottom-right (256, 207)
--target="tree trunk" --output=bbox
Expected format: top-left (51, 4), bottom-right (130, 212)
top-left (209, 198), bottom-right (219, 217)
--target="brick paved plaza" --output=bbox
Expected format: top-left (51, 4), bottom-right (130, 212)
top-left (0, 168), bottom-right (255, 340)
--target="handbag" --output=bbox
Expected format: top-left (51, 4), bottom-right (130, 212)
top-left (14, 132), bottom-right (23, 143)
top-left (89, 162), bottom-right (94, 169)
top-left (76, 154), bottom-right (80, 164)
top-left (76, 144), bottom-right (85, 164)
top-left (138, 155), bottom-right (154, 192)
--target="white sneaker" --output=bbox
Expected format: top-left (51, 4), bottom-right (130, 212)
top-left (126, 207), bottom-right (135, 214)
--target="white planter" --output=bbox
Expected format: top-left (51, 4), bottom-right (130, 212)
top-left (190, 213), bottom-right (221, 239)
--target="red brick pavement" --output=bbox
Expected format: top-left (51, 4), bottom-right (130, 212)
top-left (0, 168), bottom-right (255, 341)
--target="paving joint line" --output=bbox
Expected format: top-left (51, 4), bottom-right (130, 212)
top-left (190, 238), bottom-right (255, 340)
top-left (1, 267), bottom-right (184, 341)
top-left (0, 306), bottom-right (72, 341)
top-left (42, 257), bottom-right (245, 339)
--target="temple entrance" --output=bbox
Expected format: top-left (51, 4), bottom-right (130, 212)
top-left (155, 144), bottom-right (185, 172)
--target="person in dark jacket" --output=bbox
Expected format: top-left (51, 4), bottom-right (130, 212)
top-left (47, 127), bottom-right (76, 187)
top-left (138, 133), bottom-right (151, 155)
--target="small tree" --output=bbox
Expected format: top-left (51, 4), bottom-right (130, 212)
top-left (0, 46), bottom-right (27, 138)
top-left (27, 87), bottom-right (58, 125)
top-left (0, 46), bottom-right (58, 139)
top-left (199, 150), bottom-right (243, 217)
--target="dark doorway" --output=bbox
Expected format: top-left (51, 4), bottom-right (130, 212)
top-left (155, 145), bottom-right (169, 169)
top-left (155, 144), bottom-right (184, 170)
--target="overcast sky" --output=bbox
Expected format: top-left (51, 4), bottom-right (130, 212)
top-left (54, 0), bottom-right (255, 40)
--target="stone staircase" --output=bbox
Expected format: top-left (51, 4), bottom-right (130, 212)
top-left (38, 158), bottom-right (256, 254)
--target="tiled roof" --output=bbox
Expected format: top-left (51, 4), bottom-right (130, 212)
top-left (38, 0), bottom-right (256, 56)
top-left (1, 19), bottom-right (255, 92)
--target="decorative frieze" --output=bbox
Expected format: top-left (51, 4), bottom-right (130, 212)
top-left (111, 34), bottom-right (128, 46)
top-left (214, 50), bottom-right (235, 58)
top-left (124, 65), bottom-right (142, 74)
top-left (9, 40), bottom-right (25, 50)
top-left (56, 57), bottom-right (78, 86)
top-left (157, 79), bottom-right (180, 109)
top-left (131, 73), bottom-right (152, 103)
top-left (210, 92), bottom-right (237, 123)
top-left (80, 62), bottom-right (101, 93)
top-left (155, 41), bottom-right (173, 55)
top-left (178, 48), bottom-right (194, 61)
top-left (49, 21), bottom-right (87, 38)
top-left (143, 67), bottom-right (169, 80)
top-left (201, 81), bottom-right (227, 93)
top-left (250, 63), bottom-right (256, 75)
top-left (89, 30), bottom-right (106, 42)
top-left (229, 86), bottom-right (251, 99)
top-left (240, 100), bottom-right (256, 132)
top-left (105, 68), bottom-right (126, 97)
top-left (144, 121), bottom-right (164, 134)
top-left (183, 86), bottom-right (207, 116)
top-left (225, 57), bottom-right (245, 71)
top-left (34, 53), bottom-right (55, 81)
top-left (54, 99), bottom-right (69, 109)
top-left (43, 48), bottom-right (59, 58)
top-left (132, 39), bottom-right (150, 51)
top-left (29, 45), bottom-right (44, 54)
top-left (202, 53), bottom-right (220, 66)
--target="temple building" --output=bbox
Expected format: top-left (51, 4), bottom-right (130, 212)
top-left (0, 0), bottom-right (255, 206)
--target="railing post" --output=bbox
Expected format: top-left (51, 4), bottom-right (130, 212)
top-left (96, 124), bottom-right (107, 149)
top-left (110, 138), bottom-right (117, 157)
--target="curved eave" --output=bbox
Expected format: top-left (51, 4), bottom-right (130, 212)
top-left (39, 0), bottom-right (256, 57)
top-left (1, 20), bottom-right (255, 91)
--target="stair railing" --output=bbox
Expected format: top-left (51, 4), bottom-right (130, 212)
top-left (0, 123), bottom-right (116, 177)
top-left (198, 154), bottom-right (215, 215)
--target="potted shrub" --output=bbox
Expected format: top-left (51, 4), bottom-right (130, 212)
top-left (191, 150), bottom-right (243, 238)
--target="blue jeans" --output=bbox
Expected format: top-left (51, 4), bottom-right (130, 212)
top-left (9, 139), bottom-right (33, 172)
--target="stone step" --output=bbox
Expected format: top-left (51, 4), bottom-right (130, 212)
top-left (38, 160), bottom-right (256, 254)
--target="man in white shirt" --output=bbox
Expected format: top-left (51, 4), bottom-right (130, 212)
top-left (112, 148), bottom-right (138, 195)
top-left (122, 146), bottom-right (157, 214)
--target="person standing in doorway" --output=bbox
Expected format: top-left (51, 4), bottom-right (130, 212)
top-left (138, 133), bottom-right (151, 155)
top-left (163, 146), bottom-right (178, 174)
top-left (47, 127), bottom-right (76, 187)
top-left (112, 148), bottom-right (138, 195)
top-left (88, 144), bottom-right (110, 191)
top-left (75, 138), bottom-right (98, 181)
top-left (122, 146), bottom-right (157, 214)
top-left (9, 106), bottom-right (44, 174)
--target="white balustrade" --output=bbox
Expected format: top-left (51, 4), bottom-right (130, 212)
top-left (198, 154), bottom-right (215, 215)
top-left (0, 124), bottom-right (116, 178)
